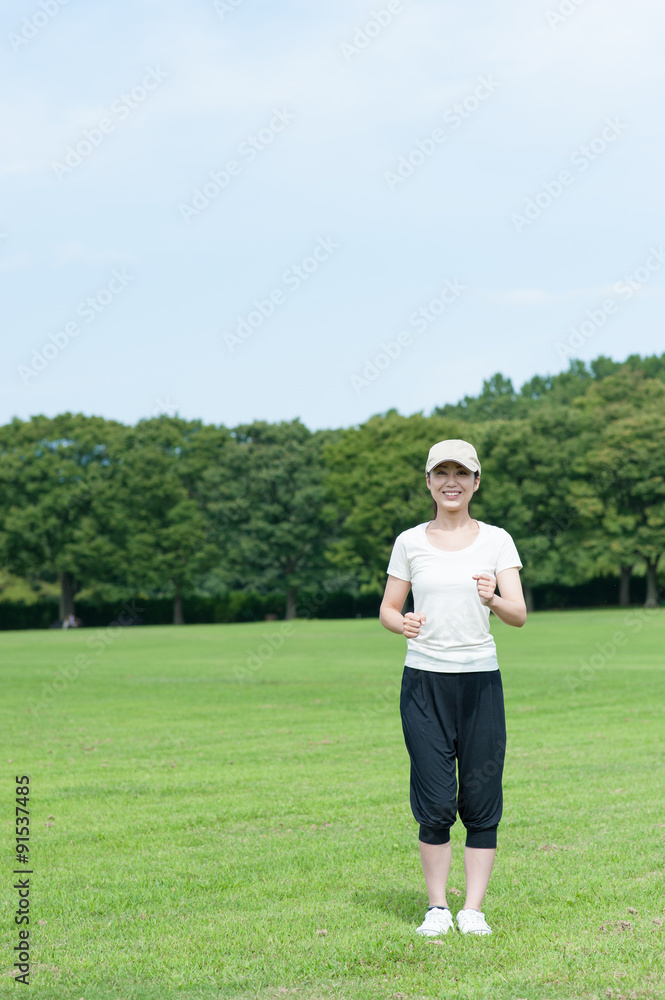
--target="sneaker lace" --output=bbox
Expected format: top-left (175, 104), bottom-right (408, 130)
top-left (462, 909), bottom-right (487, 930)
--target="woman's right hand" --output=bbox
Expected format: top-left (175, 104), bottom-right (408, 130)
top-left (402, 612), bottom-right (426, 638)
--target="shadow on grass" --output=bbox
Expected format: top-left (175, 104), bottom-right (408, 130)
top-left (351, 888), bottom-right (424, 925)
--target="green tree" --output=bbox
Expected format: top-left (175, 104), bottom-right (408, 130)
top-left (0, 413), bottom-right (126, 620)
top-left (323, 410), bottom-right (465, 596)
top-left (204, 420), bottom-right (338, 619)
top-left (435, 373), bottom-right (522, 422)
top-left (622, 351), bottom-right (665, 385)
top-left (471, 406), bottom-right (593, 610)
top-left (113, 417), bottom-right (231, 624)
top-left (568, 370), bottom-right (665, 606)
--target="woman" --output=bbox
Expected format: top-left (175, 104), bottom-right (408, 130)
top-left (379, 438), bottom-right (526, 937)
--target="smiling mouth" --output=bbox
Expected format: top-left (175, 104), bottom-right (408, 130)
top-left (442, 491), bottom-right (461, 498)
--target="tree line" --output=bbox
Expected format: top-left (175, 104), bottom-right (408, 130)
top-left (1, 352), bottom-right (664, 625)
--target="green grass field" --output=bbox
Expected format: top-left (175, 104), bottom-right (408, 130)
top-left (1, 609), bottom-right (664, 1000)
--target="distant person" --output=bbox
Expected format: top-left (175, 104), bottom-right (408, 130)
top-left (380, 439), bottom-right (526, 937)
top-left (62, 613), bottom-right (80, 629)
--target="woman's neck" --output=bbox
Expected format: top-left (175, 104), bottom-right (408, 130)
top-left (430, 509), bottom-right (477, 531)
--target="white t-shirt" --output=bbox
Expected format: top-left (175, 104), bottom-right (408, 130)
top-left (386, 520), bottom-right (522, 673)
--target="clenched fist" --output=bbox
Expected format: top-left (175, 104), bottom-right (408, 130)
top-left (402, 612), bottom-right (426, 638)
top-left (472, 572), bottom-right (497, 607)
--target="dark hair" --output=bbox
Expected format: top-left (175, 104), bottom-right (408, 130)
top-left (427, 469), bottom-right (480, 518)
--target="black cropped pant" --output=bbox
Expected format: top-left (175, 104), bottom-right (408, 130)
top-left (399, 665), bottom-right (506, 849)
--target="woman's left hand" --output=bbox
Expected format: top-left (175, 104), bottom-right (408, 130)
top-left (472, 572), bottom-right (497, 607)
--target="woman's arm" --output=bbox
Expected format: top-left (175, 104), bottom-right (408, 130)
top-left (473, 567), bottom-right (527, 627)
top-left (379, 575), bottom-right (426, 638)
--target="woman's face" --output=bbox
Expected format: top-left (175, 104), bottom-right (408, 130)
top-left (426, 461), bottom-right (479, 512)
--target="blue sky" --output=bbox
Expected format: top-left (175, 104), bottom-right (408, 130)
top-left (2, 0), bottom-right (664, 431)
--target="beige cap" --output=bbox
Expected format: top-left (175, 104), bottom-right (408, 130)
top-left (426, 439), bottom-right (481, 475)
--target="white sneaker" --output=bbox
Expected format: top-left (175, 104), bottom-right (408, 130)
top-left (456, 908), bottom-right (492, 935)
top-left (416, 906), bottom-right (454, 936)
